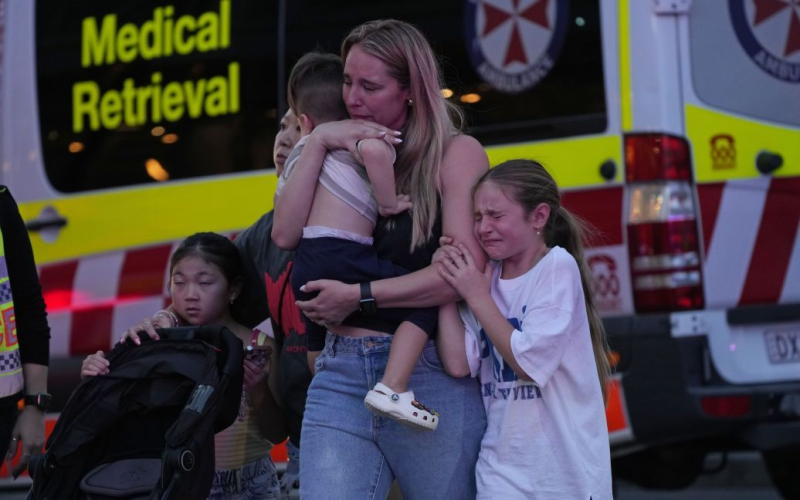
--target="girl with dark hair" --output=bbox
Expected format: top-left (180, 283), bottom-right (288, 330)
top-left (82, 232), bottom-right (286, 500)
top-left (435, 159), bottom-right (613, 499)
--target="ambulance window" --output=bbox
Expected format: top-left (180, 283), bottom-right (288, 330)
top-left (689, 2), bottom-right (800, 127)
top-left (284, 0), bottom-right (606, 146)
top-left (36, 0), bottom-right (280, 193)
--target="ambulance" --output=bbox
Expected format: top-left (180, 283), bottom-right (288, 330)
top-left (1, 0), bottom-right (798, 495)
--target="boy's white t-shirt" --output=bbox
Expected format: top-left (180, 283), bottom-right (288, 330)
top-left (460, 246), bottom-right (612, 500)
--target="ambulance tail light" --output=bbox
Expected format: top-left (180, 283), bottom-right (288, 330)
top-left (625, 134), bottom-right (704, 313)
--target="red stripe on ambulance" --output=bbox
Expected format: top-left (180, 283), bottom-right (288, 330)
top-left (739, 177), bottom-right (800, 305)
top-left (562, 187), bottom-right (624, 247)
top-left (697, 183), bottom-right (724, 257)
top-left (118, 244), bottom-right (173, 298)
top-left (39, 261), bottom-right (79, 312)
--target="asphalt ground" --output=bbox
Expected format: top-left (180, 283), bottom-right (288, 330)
top-left (2, 452), bottom-right (782, 499)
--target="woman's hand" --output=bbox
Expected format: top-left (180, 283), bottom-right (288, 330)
top-left (119, 315), bottom-right (172, 345)
top-left (296, 280), bottom-right (360, 325)
top-left (5, 407), bottom-right (45, 479)
top-left (437, 243), bottom-right (492, 304)
top-left (313, 120), bottom-right (402, 163)
top-left (81, 351), bottom-right (109, 379)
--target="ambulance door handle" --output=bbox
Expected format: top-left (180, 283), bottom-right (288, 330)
top-left (599, 160), bottom-right (617, 181)
top-left (25, 205), bottom-right (67, 234)
top-left (756, 151), bottom-right (783, 175)
top-left (26, 216), bottom-right (67, 232)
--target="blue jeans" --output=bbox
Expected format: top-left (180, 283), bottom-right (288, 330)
top-left (207, 454), bottom-right (281, 500)
top-left (300, 334), bottom-right (486, 500)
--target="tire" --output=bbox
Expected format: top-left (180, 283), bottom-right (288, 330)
top-left (762, 446), bottom-right (800, 500)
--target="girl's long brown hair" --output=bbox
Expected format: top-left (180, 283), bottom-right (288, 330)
top-left (474, 159), bottom-right (612, 403)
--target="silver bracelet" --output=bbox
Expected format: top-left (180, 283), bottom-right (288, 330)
top-left (153, 309), bottom-right (178, 328)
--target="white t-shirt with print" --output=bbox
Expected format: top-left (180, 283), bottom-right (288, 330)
top-left (460, 246), bottom-right (612, 500)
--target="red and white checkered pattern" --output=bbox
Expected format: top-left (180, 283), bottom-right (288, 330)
top-left (38, 242), bottom-right (178, 358)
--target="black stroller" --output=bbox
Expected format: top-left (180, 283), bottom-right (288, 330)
top-left (27, 325), bottom-right (244, 500)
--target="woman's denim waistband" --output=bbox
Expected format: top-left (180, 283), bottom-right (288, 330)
top-left (325, 333), bottom-right (434, 355)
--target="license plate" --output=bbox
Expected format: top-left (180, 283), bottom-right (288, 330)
top-left (764, 327), bottom-right (800, 364)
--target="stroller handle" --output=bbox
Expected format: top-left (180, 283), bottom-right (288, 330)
top-left (143, 326), bottom-right (243, 381)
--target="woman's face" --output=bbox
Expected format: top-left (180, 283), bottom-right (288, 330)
top-left (273, 109), bottom-right (301, 177)
top-left (343, 44), bottom-right (411, 130)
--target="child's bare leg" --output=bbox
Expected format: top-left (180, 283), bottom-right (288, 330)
top-left (364, 322), bottom-right (439, 431)
top-left (380, 322), bottom-right (428, 393)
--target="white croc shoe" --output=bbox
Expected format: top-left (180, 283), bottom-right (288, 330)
top-left (364, 382), bottom-right (439, 431)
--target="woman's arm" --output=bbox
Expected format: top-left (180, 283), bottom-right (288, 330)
top-left (294, 135), bottom-right (488, 323)
top-left (272, 121), bottom-right (401, 250)
top-left (371, 134), bottom-right (488, 307)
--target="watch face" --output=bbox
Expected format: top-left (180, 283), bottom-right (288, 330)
top-left (26, 393), bottom-right (51, 410)
top-left (360, 298), bottom-right (377, 316)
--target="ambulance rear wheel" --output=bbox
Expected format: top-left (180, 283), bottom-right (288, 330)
top-left (762, 446), bottom-right (800, 500)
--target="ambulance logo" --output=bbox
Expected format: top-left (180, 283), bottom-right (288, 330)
top-left (465, 0), bottom-right (568, 93)
top-left (730, 0), bottom-right (800, 83)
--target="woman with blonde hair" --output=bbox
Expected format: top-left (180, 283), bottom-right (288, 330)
top-left (272, 19), bottom-right (488, 500)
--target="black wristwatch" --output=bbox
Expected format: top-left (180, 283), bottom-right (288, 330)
top-left (359, 282), bottom-right (378, 316)
top-left (24, 393), bottom-right (52, 412)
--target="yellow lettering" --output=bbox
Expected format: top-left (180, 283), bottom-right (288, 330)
top-left (183, 80), bottom-right (207, 118)
top-left (122, 79), bottom-right (138, 127)
top-left (151, 72), bottom-right (163, 122)
top-left (228, 62), bottom-right (239, 112)
top-left (173, 16), bottom-right (196, 55)
top-left (99, 91), bottom-right (123, 129)
top-left (73, 81), bottom-right (100, 132)
top-left (162, 82), bottom-right (185, 121)
top-left (220, 0), bottom-right (230, 48)
top-left (116, 23), bottom-right (138, 63)
top-left (196, 12), bottom-right (219, 52)
top-left (139, 7), bottom-right (163, 60)
top-left (163, 6), bottom-right (175, 56)
top-left (81, 15), bottom-right (116, 67)
top-left (205, 76), bottom-right (227, 116)
top-left (136, 85), bottom-right (153, 124)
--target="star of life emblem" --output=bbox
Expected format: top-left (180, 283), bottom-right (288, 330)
top-left (464, 0), bottom-right (568, 94)
top-left (730, 0), bottom-right (800, 83)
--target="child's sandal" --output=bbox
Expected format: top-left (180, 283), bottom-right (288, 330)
top-left (364, 382), bottom-right (439, 431)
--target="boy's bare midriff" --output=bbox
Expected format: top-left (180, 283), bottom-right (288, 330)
top-left (306, 182), bottom-right (374, 238)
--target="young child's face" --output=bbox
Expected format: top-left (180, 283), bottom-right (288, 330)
top-left (273, 109), bottom-right (301, 177)
top-left (170, 255), bottom-right (233, 326)
top-left (473, 182), bottom-right (538, 262)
